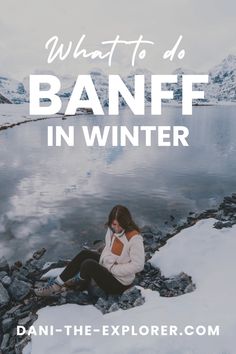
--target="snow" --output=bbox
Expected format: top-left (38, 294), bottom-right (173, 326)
top-left (40, 267), bottom-right (65, 279)
top-left (0, 103), bottom-right (66, 129)
top-left (26, 218), bottom-right (236, 354)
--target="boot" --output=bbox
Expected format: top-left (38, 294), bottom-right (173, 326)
top-left (64, 273), bottom-right (88, 291)
top-left (34, 278), bottom-right (63, 297)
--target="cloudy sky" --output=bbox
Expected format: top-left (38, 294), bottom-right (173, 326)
top-left (0, 0), bottom-right (236, 80)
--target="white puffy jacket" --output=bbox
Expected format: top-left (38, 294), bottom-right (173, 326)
top-left (99, 227), bottom-right (145, 286)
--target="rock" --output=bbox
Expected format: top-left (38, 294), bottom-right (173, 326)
top-left (14, 335), bottom-right (31, 354)
top-left (94, 297), bottom-right (108, 314)
top-left (92, 240), bottom-right (105, 253)
top-left (15, 310), bottom-right (31, 319)
top-left (1, 275), bottom-right (12, 287)
top-left (0, 257), bottom-right (9, 273)
top-left (221, 203), bottom-right (236, 212)
top-left (140, 225), bottom-right (153, 233)
top-left (0, 92), bottom-right (12, 104)
top-left (1, 333), bottom-right (10, 352)
top-left (65, 291), bottom-right (91, 305)
top-left (0, 283), bottom-right (10, 308)
top-left (164, 279), bottom-right (179, 290)
top-left (161, 272), bottom-right (195, 295)
top-left (5, 304), bottom-right (22, 316)
top-left (18, 314), bottom-right (37, 327)
top-left (142, 232), bottom-right (154, 240)
top-left (0, 271), bottom-right (8, 280)
top-left (8, 279), bottom-right (31, 301)
top-left (214, 221), bottom-right (232, 229)
top-left (136, 261), bottom-right (195, 297)
top-left (10, 261), bottom-right (23, 272)
top-left (94, 287), bottom-right (145, 314)
top-left (14, 273), bottom-right (31, 284)
top-left (108, 303), bottom-right (120, 312)
top-left (133, 297), bottom-right (145, 307)
top-left (119, 287), bottom-right (145, 310)
top-left (32, 248), bottom-right (46, 260)
top-left (2, 318), bottom-right (15, 333)
top-left (27, 259), bottom-right (44, 271)
top-left (184, 283), bottom-right (196, 293)
top-left (143, 262), bottom-right (152, 272)
top-left (224, 196), bottom-right (236, 204)
top-left (121, 286), bottom-right (140, 300)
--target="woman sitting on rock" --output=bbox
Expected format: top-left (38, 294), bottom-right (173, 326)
top-left (34, 205), bottom-right (145, 297)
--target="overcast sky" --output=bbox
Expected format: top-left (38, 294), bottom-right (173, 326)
top-left (0, 0), bottom-right (236, 80)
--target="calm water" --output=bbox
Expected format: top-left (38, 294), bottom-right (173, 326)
top-left (0, 105), bottom-right (236, 263)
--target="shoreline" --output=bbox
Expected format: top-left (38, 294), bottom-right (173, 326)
top-left (0, 193), bottom-right (236, 353)
top-left (1, 102), bottom-right (236, 133)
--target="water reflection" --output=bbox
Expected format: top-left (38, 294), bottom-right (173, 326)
top-left (0, 105), bottom-right (236, 262)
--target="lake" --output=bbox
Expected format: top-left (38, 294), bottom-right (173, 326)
top-left (0, 105), bottom-right (236, 263)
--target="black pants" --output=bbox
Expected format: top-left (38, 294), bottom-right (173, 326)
top-left (60, 250), bottom-right (131, 295)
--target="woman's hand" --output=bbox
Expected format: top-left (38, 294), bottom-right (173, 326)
top-left (109, 236), bottom-right (145, 276)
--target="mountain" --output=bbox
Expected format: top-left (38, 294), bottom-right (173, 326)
top-left (87, 69), bottom-right (109, 107)
top-left (162, 55), bottom-right (236, 104)
top-left (162, 67), bottom-right (197, 102)
top-left (0, 54), bottom-right (236, 104)
top-left (0, 75), bottom-right (28, 103)
top-left (124, 68), bottom-right (152, 103)
top-left (23, 71), bottom-right (76, 100)
top-left (207, 54), bottom-right (236, 102)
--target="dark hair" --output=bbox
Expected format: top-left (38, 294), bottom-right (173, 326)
top-left (105, 205), bottom-right (140, 233)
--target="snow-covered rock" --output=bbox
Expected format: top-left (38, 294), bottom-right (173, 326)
top-left (0, 92), bottom-right (11, 104)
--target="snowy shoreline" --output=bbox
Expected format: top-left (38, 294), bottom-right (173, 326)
top-left (1, 102), bottom-right (236, 133)
top-left (1, 194), bottom-right (236, 353)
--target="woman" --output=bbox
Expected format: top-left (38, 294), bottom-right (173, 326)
top-left (34, 205), bottom-right (145, 297)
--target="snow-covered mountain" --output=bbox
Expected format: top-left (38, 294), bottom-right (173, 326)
top-left (1, 54), bottom-right (236, 104)
top-left (22, 70), bottom-right (76, 100)
top-left (159, 55), bottom-right (236, 104)
top-left (163, 67), bottom-right (197, 102)
top-left (207, 54), bottom-right (236, 102)
top-left (124, 68), bottom-right (152, 104)
top-left (0, 75), bottom-right (28, 104)
top-left (86, 69), bottom-right (109, 107)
